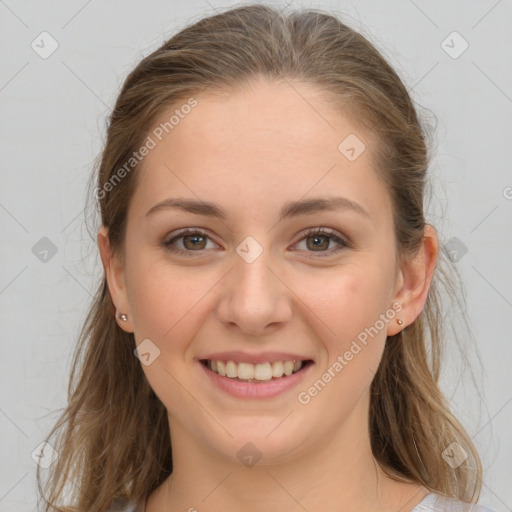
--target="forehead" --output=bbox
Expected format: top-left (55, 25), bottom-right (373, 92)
top-left (129, 79), bottom-right (391, 224)
top-left (155, 79), bottom-right (365, 161)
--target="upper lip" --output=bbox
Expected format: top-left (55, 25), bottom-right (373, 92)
top-left (198, 351), bottom-right (313, 364)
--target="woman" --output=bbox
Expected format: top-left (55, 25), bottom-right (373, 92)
top-left (37, 4), bottom-right (495, 511)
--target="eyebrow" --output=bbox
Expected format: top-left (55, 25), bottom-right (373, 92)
top-left (145, 196), bottom-right (370, 221)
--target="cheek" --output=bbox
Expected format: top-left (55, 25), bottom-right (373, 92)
top-left (293, 267), bottom-right (392, 424)
top-left (296, 262), bottom-right (394, 345)
top-left (125, 258), bottom-right (214, 410)
top-left (125, 253), bottom-right (212, 352)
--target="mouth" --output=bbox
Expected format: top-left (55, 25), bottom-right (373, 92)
top-left (199, 358), bottom-right (314, 383)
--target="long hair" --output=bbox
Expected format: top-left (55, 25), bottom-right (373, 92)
top-left (37, 4), bottom-right (482, 510)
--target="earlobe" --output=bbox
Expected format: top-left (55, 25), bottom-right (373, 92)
top-left (387, 225), bottom-right (438, 336)
top-left (97, 226), bottom-right (134, 332)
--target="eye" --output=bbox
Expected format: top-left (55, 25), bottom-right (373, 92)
top-left (163, 227), bottom-right (349, 258)
top-left (292, 227), bottom-right (349, 257)
top-left (163, 229), bottom-right (219, 256)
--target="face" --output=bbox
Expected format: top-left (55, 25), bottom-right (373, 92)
top-left (101, 79), bottom-right (422, 466)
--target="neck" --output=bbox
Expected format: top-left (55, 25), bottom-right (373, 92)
top-left (151, 395), bottom-right (427, 512)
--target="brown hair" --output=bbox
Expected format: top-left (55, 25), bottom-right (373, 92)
top-left (37, 4), bottom-right (482, 511)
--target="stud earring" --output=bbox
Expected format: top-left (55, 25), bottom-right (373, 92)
top-left (118, 313), bottom-right (128, 322)
top-left (396, 318), bottom-right (404, 326)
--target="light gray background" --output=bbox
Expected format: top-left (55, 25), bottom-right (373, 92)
top-left (1, 1), bottom-right (511, 511)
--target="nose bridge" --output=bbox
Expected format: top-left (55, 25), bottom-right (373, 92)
top-left (235, 251), bottom-right (275, 298)
top-left (216, 238), bottom-right (292, 333)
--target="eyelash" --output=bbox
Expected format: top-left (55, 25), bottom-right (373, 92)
top-left (163, 227), bottom-right (350, 258)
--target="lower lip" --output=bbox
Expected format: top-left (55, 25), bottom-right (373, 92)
top-left (199, 361), bottom-right (314, 399)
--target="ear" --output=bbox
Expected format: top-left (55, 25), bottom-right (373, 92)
top-left (97, 226), bottom-right (134, 333)
top-left (387, 224), bottom-right (438, 336)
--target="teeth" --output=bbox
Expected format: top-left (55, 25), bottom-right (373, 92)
top-left (271, 361), bottom-right (283, 377)
top-left (206, 359), bottom-right (305, 381)
top-left (217, 361), bottom-right (226, 377)
top-left (283, 361), bottom-right (294, 376)
top-left (226, 361), bottom-right (237, 378)
top-left (238, 362), bottom-right (255, 380)
top-left (254, 362), bottom-right (272, 380)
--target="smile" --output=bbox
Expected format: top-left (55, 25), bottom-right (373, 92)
top-left (201, 359), bottom-right (312, 382)
top-left (199, 358), bottom-right (315, 398)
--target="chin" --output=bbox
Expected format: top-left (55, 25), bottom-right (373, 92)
top-left (205, 415), bottom-right (315, 467)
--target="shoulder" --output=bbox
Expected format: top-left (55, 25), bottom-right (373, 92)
top-left (106, 496), bottom-right (146, 512)
top-left (411, 493), bottom-right (497, 512)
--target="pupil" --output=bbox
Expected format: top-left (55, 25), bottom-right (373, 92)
top-left (184, 235), bottom-right (205, 249)
top-left (308, 235), bottom-right (328, 251)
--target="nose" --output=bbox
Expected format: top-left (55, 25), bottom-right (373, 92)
top-left (216, 250), bottom-right (293, 336)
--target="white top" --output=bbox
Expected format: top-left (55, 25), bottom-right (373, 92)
top-left (411, 493), bottom-right (495, 511)
top-left (109, 492), bottom-right (496, 511)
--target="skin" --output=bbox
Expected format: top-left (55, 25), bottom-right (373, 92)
top-left (98, 78), bottom-right (438, 511)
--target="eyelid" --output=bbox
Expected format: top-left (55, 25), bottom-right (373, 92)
top-left (290, 227), bottom-right (350, 257)
top-left (163, 226), bottom-right (350, 256)
top-left (293, 226), bottom-right (349, 244)
top-left (164, 228), bottom-right (221, 256)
